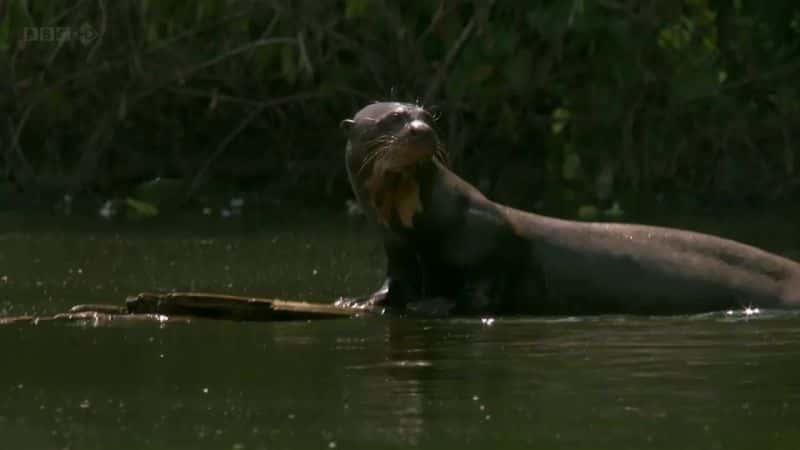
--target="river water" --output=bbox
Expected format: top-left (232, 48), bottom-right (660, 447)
top-left (2, 218), bottom-right (800, 449)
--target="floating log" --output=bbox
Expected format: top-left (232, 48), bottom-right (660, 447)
top-left (0, 311), bottom-right (191, 325)
top-left (0, 292), bottom-right (374, 325)
top-left (125, 292), bottom-right (369, 321)
top-left (69, 304), bottom-right (129, 314)
top-left (4, 291), bottom-right (796, 326)
top-left (0, 315), bottom-right (36, 325)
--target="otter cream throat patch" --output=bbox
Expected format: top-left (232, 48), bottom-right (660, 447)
top-left (367, 171), bottom-right (423, 228)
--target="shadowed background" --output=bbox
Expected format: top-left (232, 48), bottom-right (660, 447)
top-left (2, 0), bottom-right (798, 220)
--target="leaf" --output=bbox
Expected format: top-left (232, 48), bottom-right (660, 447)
top-left (231, 16), bottom-right (249, 34)
top-left (505, 50), bottom-right (533, 94)
top-left (671, 62), bottom-right (719, 103)
top-left (252, 46), bottom-right (278, 76)
top-left (196, 2), bottom-right (206, 21)
top-left (469, 64), bottom-right (494, 84)
top-left (603, 202), bottom-right (625, 219)
top-left (345, 0), bottom-right (370, 20)
top-left (577, 205), bottom-right (599, 220)
top-left (551, 107), bottom-right (571, 135)
top-left (562, 151), bottom-right (581, 181)
top-left (280, 45), bottom-right (297, 84)
top-left (146, 23), bottom-right (159, 45)
top-left (125, 198), bottom-right (159, 218)
top-left (47, 89), bottom-right (69, 116)
top-left (493, 29), bottom-right (518, 56)
top-left (131, 177), bottom-right (184, 205)
top-left (0, 17), bottom-right (9, 52)
top-left (525, 4), bottom-right (570, 38)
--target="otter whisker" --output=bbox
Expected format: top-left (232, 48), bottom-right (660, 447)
top-left (358, 142), bottom-right (394, 175)
top-left (369, 146), bottom-right (396, 173)
top-left (357, 149), bottom-right (382, 175)
top-left (363, 135), bottom-right (396, 150)
top-left (434, 142), bottom-right (448, 165)
top-left (357, 135), bottom-right (400, 174)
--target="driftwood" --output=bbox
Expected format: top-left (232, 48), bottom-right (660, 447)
top-left (0, 292), bottom-right (373, 325)
top-left (126, 292), bottom-right (367, 320)
top-left (0, 311), bottom-right (194, 326)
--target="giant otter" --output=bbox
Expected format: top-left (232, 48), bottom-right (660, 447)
top-left (339, 101), bottom-right (800, 315)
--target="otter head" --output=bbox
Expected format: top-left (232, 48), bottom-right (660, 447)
top-left (341, 102), bottom-right (445, 228)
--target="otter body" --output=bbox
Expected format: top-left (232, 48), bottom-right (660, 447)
top-left (341, 102), bottom-right (800, 315)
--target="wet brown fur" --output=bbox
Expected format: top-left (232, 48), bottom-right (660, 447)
top-left (340, 102), bottom-right (800, 315)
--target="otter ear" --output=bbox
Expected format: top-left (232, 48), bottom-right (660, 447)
top-left (340, 119), bottom-right (355, 132)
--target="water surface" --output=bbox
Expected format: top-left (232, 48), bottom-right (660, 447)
top-left (3, 314), bottom-right (800, 449)
top-left (2, 219), bottom-right (800, 449)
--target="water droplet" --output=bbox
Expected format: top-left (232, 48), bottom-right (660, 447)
top-left (744, 306), bottom-right (760, 316)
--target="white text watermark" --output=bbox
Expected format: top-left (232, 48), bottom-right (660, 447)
top-left (23, 23), bottom-right (98, 46)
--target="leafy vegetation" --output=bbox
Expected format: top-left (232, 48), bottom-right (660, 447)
top-left (1, 0), bottom-right (798, 218)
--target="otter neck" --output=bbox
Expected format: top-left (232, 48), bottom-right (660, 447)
top-left (365, 161), bottom-right (434, 230)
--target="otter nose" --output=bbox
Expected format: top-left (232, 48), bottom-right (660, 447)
top-left (408, 119), bottom-right (431, 135)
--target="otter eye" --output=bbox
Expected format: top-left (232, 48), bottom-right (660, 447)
top-left (384, 110), bottom-right (405, 124)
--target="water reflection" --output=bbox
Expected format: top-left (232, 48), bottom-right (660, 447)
top-left (3, 228), bottom-right (800, 449)
top-left (0, 229), bottom-right (384, 317)
top-left (2, 314), bottom-right (800, 448)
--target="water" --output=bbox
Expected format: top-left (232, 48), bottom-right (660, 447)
top-left (0, 218), bottom-right (383, 317)
top-left (2, 218), bottom-right (800, 449)
top-left (3, 315), bottom-right (800, 449)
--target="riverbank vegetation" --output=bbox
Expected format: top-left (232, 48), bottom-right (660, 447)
top-left (2, 0), bottom-right (798, 219)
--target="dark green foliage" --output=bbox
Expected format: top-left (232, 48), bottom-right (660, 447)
top-left (1, 0), bottom-right (798, 216)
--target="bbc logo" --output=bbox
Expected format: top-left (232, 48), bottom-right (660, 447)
top-left (23, 23), bottom-right (98, 46)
